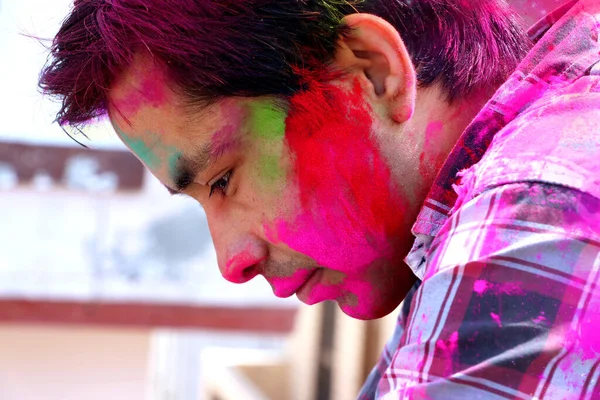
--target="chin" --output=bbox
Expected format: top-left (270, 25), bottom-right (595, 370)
top-left (337, 297), bottom-right (400, 320)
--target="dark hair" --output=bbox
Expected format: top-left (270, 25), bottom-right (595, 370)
top-left (39, 0), bottom-right (530, 127)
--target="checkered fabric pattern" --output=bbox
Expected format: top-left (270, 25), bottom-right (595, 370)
top-left (359, 0), bottom-right (600, 398)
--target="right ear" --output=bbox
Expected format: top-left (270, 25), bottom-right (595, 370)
top-left (331, 13), bottom-right (417, 124)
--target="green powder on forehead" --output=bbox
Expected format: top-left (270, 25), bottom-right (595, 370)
top-left (168, 151), bottom-right (183, 180)
top-left (115, 125), bottom-right (182, 180)
top-left (247, 101), bottom-right (286, 140)
top-left (116, 126), bottom-right (162, 169)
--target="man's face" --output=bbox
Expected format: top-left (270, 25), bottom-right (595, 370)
top-left (108, 59), bottom-right (417, 319)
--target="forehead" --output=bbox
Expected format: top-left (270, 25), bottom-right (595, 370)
top-left (108, 54), bottom-right (236, 141)
top-left (108, 54), bottom-right (291, 141)
top-left (107, 55), bottom-right (249, 188)
top-left (110, 54), bottom-right (189, 125)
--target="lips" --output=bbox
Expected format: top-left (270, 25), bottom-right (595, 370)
top-left (269, 268), bottom-right (322, 299)
top-left (295, 268), bottom-right (324, 303)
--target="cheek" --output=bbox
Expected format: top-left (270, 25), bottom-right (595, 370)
top-left (244, 100), bottom-right (290, 193)
top-left (256, 140), bottom-right (288, 188)
top-left (266, 80), bottom-right (408, 272)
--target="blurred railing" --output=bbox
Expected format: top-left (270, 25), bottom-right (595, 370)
top-left (0, 299), bottom-right (296, 333)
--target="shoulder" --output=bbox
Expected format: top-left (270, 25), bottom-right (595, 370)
top-left (374, 182), bottom-right (600, 398)
top-left (459, 74), bottom-right (600, 204)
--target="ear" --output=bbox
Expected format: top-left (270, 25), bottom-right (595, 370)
top-left (333, 13), bottom-right (416, 123)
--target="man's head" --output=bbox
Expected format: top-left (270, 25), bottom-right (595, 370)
top-left (40, 0), bottom-right (529, 319)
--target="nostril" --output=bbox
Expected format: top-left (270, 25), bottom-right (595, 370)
top-left (240, 265), bottom-right (259, 282)
top-left (223, 249), bottom-right (266, 284)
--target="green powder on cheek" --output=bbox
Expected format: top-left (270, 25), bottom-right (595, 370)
top-left (246, 101), bottom-right (289, 187)
top-left (261, 154), bottom-right (286, 185)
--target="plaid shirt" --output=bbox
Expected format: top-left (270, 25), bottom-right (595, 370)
top-left (359, 0), bottom-right (600, 398)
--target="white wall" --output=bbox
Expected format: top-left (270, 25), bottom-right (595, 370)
top-left (0, 325), bottom-right (151, 400)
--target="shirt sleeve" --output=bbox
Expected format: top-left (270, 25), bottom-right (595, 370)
top-left (376, 182), bottom-right (600, 399)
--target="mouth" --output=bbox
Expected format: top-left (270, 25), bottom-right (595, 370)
top-left (269, 268), bottom-right (321, 299)
top-left (295, 268), bottom-right (324, 303)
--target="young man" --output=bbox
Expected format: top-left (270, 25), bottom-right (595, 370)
top-left (40, 0), bottom-right (600, 398)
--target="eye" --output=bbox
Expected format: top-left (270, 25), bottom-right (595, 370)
top-left (209, 170), bottom-right (234, 198)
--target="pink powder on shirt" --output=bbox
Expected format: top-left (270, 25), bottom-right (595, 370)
top-left (474, 279), bottom-right (490, 295)
top-left (490, 312), bottom-right (503, 327)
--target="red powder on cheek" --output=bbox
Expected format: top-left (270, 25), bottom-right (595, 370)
top-left (275, 78), bottom-right (407, 272)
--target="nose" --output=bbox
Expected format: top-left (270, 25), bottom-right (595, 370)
top-left (205, 201), bottom-right (269, 284)
top-left (223, 245), bottom-right (266, 283)
top-left (209, 221), bottom-right (268, 284)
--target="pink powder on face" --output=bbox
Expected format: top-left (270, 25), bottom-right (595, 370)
top-left (262, 78), bottom-right (408, 316)
top-left (278, 79), bottom-right (406, 267)
top-left (269, 268), bottom-right (314, 298)
top-left (210, 125), bottom-right (238, 157)
top-left (112, 61), bottom-right (169, 119)
top-left (225, 251), bottom-right (261, 274)
top-left (302, 281), bottom-right (343, 306)
top-left (224, 250), bottom-right (267, 283)
top-left (209, 103), bottom-right (247, 157)
top-left (266, 78), bottom-right (408, 313)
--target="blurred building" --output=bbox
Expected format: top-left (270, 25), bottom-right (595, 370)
top-left (0, 139), bottom-right (297, 399)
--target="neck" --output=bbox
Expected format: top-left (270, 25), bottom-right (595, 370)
top-left (410, 86), bottom-right (493, 195)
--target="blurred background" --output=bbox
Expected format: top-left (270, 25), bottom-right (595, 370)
top-left (0, 0), bottom-right (560, 399)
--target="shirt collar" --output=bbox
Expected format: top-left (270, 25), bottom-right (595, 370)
top-left (405, 0), bottom-right (593, 278)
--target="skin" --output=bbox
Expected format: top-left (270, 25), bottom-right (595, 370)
top-left (108, 14), bottom-right (496, 320)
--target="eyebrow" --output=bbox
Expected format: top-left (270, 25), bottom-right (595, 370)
top-left (165, 115), bottom-right (245, 195)
top-left (166, 128), bottom-right (239, 196)
top-left (165, 141), bottom-right (214, 195)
